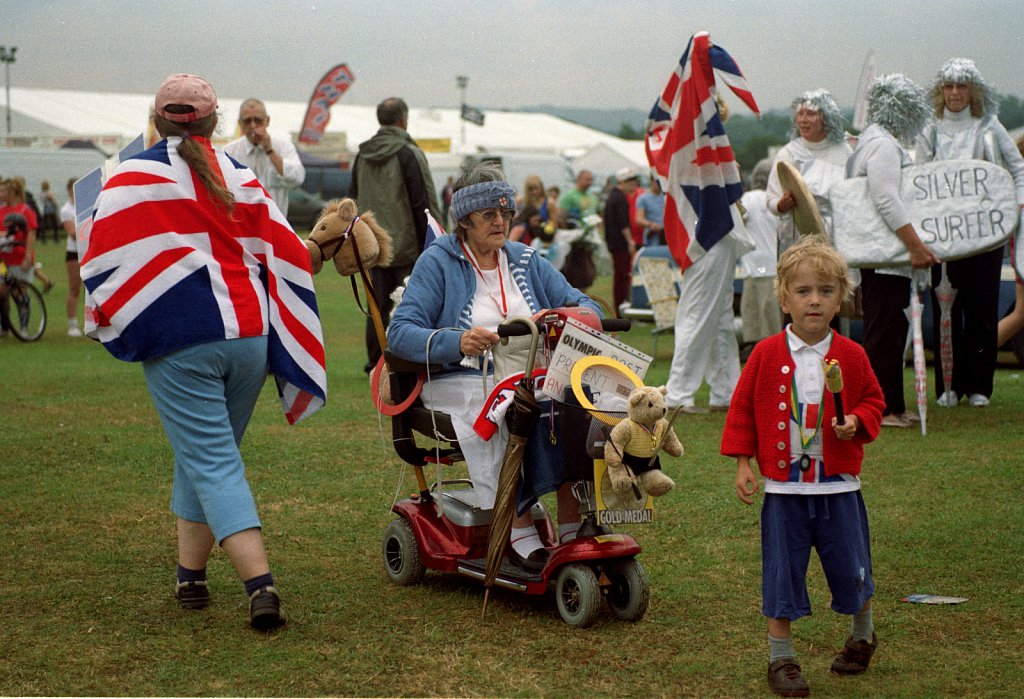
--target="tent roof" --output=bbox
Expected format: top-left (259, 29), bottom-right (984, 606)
top-left (2, 87), bottom-right (648, 166)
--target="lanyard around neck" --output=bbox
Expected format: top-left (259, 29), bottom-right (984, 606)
top-left (461, 242), bottom-right (508, 319)
top-left (787, 332), bottom-right (830, 451)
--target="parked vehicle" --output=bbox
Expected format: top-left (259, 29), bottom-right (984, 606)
top-left (286, 188), bottom-right (328, 231)
top-left (298, 151), bottom-right (351, 201)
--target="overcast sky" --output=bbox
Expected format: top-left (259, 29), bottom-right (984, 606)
top-left (6, 0), bottom-right (1023, 114)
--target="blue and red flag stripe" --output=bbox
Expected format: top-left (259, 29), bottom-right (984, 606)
top-left (645, 32), bottom-right (759, 272)
top-left (81, 137), bottom-right (326, 424)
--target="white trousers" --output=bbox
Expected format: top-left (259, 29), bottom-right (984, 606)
top-left (665, 236), bottom-right (740, 408)
top-left (420, 372), bottom-right (506, 510)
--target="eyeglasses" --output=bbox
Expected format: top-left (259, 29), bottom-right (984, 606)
top-left (240, 116), bottom-right (266, 126)
top-left (473, 208), bottom-right (515, 223)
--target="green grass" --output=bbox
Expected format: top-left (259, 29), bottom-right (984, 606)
top-left (3, 241), bottom-right (1024, 697)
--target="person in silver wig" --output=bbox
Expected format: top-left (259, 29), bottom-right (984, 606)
top-left (766, 89), bottom-right (851, 254)
top-left (916, 58), bottom-right (1024, 409)
top-left (846, 74), bottom-right (940, 428)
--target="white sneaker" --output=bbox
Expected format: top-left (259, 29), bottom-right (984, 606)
top-left (68, 325), bottom-right (83, 338)
top-left (968, 394), bottom-right (989, 407)
top-left (936, 391), bottom-right (959, 407)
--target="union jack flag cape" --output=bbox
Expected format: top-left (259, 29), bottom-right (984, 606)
top-left (298, 64), bottom-right (355, 144)
top-left (80, 137), bottom-right (326, 424)
top-left (646, 32), bottom-right (760, 272)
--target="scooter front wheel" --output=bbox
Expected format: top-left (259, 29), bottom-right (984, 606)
top-left (604, 558), bottom-right (650, 622)
top-left (555, 564), bottom-right (601, 628)
top-left (382, 518), bottom-right (426, 586)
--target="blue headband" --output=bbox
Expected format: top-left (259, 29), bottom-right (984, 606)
top-left (451, 181), bottom-right (517, 222)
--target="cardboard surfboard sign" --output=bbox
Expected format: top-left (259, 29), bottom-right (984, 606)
top-left (830, 159), bottom-right (1018, 268)
top-left (777, 161), bottom-right (827, 236)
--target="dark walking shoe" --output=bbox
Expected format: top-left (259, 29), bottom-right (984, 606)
top-left (831, 633), bottom-right (877, 674)
top-left (174, 580), bottom-right (209, 610)
top-left (249, 585), bottom-right (285, 631)
top-left (768, 658), bottom-right (810, 697)
top-left (507, 546), bottom-right (550, 573)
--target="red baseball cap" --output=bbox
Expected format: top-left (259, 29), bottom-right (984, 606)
top-left (154, 73), bottom-right (217, 123)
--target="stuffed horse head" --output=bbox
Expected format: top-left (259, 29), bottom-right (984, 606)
top-left (305, 198), bottom-right (393, 276)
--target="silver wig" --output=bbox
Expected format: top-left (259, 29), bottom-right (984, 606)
top-left (790, 89), bottom-right (846, 143)
top-left (866, 73), bottom-right (931, 146)
top-left (931, 57), bottom-right (999, 118)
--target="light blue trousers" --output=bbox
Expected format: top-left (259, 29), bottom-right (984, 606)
top-left (142, 336), bottom-right (268, 543)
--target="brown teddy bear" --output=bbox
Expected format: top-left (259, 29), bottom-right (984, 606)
top-left (304, 198), bottom-right (392, 276)
top-left (604, 385), bottom-right (683, 497)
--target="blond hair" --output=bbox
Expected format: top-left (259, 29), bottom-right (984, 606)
top-left (775, 235), bottom-right (853, 305)
top-left (932, 81), bottom-right (987, 119)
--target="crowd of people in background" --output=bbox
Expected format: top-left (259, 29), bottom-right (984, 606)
top-left (5, 58), bottom-right (1024, 699)
top-left (7, 56), bottom-right (1024, 422)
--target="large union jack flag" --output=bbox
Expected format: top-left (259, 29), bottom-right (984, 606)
top-left (80, 137), bottom-right (326, 424)
top-left (298, 64), bottom-right (355, 144)
top-left (646, 32), bottom-right (760, 272)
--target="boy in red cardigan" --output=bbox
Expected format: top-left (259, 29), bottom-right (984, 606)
top-left (721, 236), bottom-right (885, 697)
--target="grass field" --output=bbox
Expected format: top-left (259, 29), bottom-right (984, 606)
top-left (2, 240), bottom-right (1023, 697)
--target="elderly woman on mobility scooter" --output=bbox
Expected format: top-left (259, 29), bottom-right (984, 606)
top-left (388, 163), bottom-right (600, 571)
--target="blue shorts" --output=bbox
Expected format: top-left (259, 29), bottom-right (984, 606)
top-left (142, 336), bottom-right (268, 543)
top-left (761, 491), bottom-right (874, 621)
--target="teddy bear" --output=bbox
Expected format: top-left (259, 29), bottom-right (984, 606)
top-left (304, 197), bottom-right (392, 276)
top-left (603, 385), bottom-right (683, 497)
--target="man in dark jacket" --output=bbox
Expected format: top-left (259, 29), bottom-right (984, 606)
top-left (602, 167), bottom-right (638, 310)
top-left (349, 97), bottom-right (441, 372)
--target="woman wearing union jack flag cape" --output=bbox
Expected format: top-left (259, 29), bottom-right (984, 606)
top-left (80, 74), bottom-right (327, 631)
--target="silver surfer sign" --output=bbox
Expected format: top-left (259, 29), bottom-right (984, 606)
top-left (831, 159), bottom-right (1019, 268)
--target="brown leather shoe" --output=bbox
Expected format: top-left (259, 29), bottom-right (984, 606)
top-left (831, 633), bottom-right (877, 674)
top-left (768, 658), bottom-right (810, 697)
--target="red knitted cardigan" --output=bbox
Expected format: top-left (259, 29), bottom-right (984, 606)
top-left (720, 331), bottom-right (885, 478)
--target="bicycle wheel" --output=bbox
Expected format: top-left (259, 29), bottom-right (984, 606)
top-left (7, 281), bottom-right (47, 341)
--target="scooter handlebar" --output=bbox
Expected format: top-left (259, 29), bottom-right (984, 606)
top-left (497, 316), bottom-right (632, 337)
top-left (497, 319), bottom-right (534, 338)
top-left (600, 318), bottom-right (632, 333)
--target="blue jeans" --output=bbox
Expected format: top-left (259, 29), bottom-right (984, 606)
top-left (143, 336), bottom-right (269, 542)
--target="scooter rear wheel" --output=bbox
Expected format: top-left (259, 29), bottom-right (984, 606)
top-left (604, 558), bottom-right (650, 622)
top-left (555, 564), bottom-right (601, 628)
top-left (382, 518), bottom-right (426, 586)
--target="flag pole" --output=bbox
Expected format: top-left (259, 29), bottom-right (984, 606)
top-left (457, 75), bottom-right (468, 148)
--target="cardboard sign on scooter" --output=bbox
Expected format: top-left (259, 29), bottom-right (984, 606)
top-left (542, 316), bottom-right (652, 403)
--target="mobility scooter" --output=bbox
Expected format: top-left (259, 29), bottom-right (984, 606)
top-left (378, 309), bottom-right (652, 627)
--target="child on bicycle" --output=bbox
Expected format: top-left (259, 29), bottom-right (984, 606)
top-left (1, 178), bottom-right (40, 338)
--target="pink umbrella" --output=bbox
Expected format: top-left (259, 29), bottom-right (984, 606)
top-left (935, 263), bottom-right (957, 402)
top-left (908, 277), bottom-right (927, 435)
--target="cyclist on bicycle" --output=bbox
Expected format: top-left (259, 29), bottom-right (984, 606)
top-left (0, 178), bottom-right (39, 338)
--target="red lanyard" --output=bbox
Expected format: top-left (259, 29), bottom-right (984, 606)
top-left (461, 242), bottom-right (508, 318)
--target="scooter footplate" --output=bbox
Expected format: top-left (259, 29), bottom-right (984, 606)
top-left (457, 557), bottom-right (543, 587)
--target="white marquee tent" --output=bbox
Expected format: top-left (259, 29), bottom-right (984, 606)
top-left (1, 87), bottom-right (648, 169)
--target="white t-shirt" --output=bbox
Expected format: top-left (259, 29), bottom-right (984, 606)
top-left (60, 200), bottom-right (77, 254)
